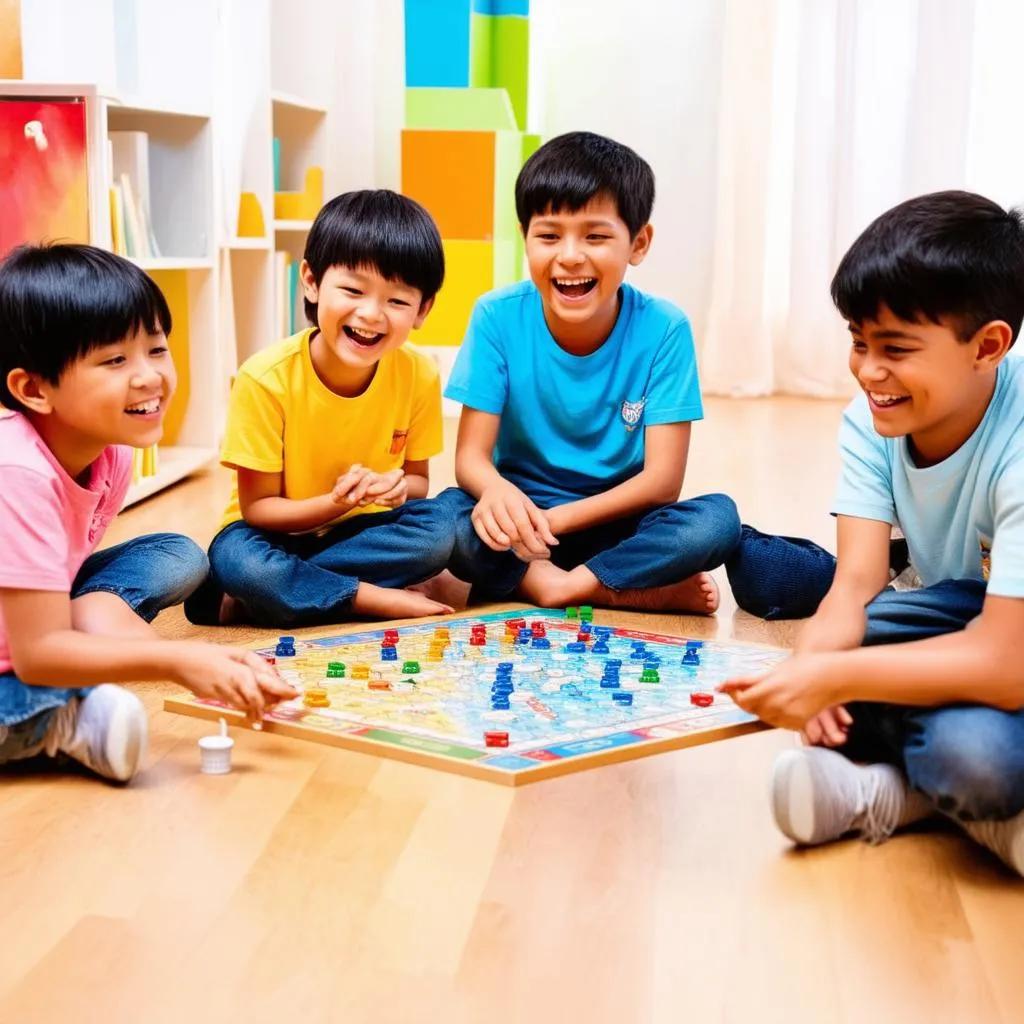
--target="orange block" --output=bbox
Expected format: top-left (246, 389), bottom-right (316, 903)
top-left (401, 129), bottom-right (495, 240)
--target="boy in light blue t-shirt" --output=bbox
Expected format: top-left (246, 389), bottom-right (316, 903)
top-left (721, 191), bottom-right (1024, 877)
top-left (438, 132), bottom-right (740, 614)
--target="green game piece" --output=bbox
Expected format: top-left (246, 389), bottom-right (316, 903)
top-left (639, 669), bottom-right (660, 683)
top-left (579, 605), bottom-right (594, 622)
top-left (325, 662), bottom-right (345, 678)
top-left (566, 606), bottom-right (579, 620)
top-left (401, 660), bottom-right (421, 674)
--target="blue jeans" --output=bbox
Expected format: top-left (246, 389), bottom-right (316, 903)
top-left (726, 525), bottom-right (1024, 821)
top-left (187, 499), bottom-right (455, 628)
top-left (435, 486), bottom-right (742, 601)
top-left (0, 533), bottom-right (208, 759)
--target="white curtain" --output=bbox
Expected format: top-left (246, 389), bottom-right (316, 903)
top-left (529, 0), bottom-right (1024, 397)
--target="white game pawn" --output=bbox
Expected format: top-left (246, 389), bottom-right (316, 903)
top-left (198, 717), bottom-right (235, 775)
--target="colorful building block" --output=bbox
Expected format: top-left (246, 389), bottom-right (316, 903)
top-left (405, 0), bottom-right (472, 87)
top-left (405, 88), bottom-right (517, 131)
top-left (472, 0), bottom-right (529, 14)
top-left (471, 13), bottom-right (529, 129)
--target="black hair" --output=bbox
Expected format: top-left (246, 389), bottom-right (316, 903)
top-left (0, 243), bottom-right (172, 411)
top-left (831, 190), bottom-right (1024, 344)
top-left (303, 189), bottom-right (445, 325)
top-left (514, 131), bottom-right (655, 239)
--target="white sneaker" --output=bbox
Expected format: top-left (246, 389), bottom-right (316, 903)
top-left (964, 813), bottom-right (1024, 878)
top-left (771, 746), bottom-right (933, 846)
top-left (46, 685), bottom-right (148, 782)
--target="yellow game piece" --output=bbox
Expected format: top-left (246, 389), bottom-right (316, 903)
top-left (351, 664), bottom-right (370, 680)
top-left (303, 687), bottom-right (330, 708)
top-left (433, 626), bottom-right (450, 641)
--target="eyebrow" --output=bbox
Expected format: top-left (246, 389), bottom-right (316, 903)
top-left (532, 218), bottom-right (618, 229)
top-left (848, 326), bottom-right (925, 342)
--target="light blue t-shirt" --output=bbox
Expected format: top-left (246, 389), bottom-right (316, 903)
top-left (833, 354), bottom-right (1024, 596)
top-left (445, 280), bottom-right (704, 506)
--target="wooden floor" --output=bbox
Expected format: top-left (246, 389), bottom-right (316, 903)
top-left (4, 397), bottom-right (1024, 1024)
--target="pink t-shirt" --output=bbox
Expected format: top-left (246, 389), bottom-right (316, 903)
top-left (0, 412), bottom-right (132, 673)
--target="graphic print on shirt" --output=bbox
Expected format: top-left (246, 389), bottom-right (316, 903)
top-left (979, 532), bottom-right (992, 581)
top-left (389, 430), bottom-right (408, 456)
top-left (620, 397), bottom-right (646, 433)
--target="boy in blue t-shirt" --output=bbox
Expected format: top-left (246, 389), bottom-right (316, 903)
top-left (721, 191), bottom-right (1024, 877)
top-left (438, 132), bottom-right (740, 614)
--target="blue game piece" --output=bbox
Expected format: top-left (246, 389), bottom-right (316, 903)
top-left (491, 700), bottom-right (511, 711)
top-left (578, 622), bottom-right (592, 635)
top-left (381, 646), bottom-right (398, 661)
top-left (612, 691), bottom-right (634, 705)
top-left (594, 626), bottom-right (613, 638)
top-left (600, 677), bottom-right (621, 689)
top-left (631, 641), bottom-right (646, 651)
top-left (591, 641), bottom-right (610, 654)
top-left (565, 641), bottom-right (586, 653)
top-left (497, 662), bottom-right (513, 673)
top-left (686, 641), bottom-right (704, 651)
top-left (630, 649), bottom-right (650, 661)
top-left (606, 659), bottom-right (622, 670)
top-left (531, 637), bottom-right (551, 650)
top-left (643, 658), bottom-right (661, 670)
top-left (682, 650), bottom-right (701, 666)
top-left (275, 637), bottom-right (296, 657)
top-left (492, 680), bottom-right (514, 692)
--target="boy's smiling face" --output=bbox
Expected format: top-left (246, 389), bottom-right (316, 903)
top-left (849, 305), bottom-right (1010, 464)
top-left (524, 195), bottom-right (652, 350)
top-left (302, 263), bottom-right (431, 394)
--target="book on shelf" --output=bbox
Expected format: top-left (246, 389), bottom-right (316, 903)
top-left (107, 131), bottom-right (161, 260)
top-left (274, 251), bottom-right (307, 338)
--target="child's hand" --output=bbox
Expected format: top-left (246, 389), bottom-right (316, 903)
top-left (173, 642), bottom-right (298, 725)
top-left (801, 705), bottom-right (853, 747)
top-left (361, 468), bottom-right (407, 508)
top-left (473, 482), bottom-right (558, 558)
top-left (717, 654), bottom-right (838, 731)
top-left (330, 465), bottom-right (371, 506)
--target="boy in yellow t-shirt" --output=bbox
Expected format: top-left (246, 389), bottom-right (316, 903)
top-left (185, 190), bottom-right (455, 627)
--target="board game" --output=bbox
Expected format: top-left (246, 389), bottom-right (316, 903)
top-left (165, 609), bottom-right (787, 785)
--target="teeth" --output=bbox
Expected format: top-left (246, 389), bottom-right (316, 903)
top-left (868, 391), bottom-right (906, 406)
top-left (126, 399), bottom-right (160, 414)
top-left (350, 327), bottom-right (380, 339)
top-left (555, 277), bottom-right (595, 286)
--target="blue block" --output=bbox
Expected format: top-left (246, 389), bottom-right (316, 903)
top-left (600, 678), bottom-right (621, 689)
top-left (578, 622), bottom-right (592, 635)
top-left (531, 637), bottom-right (551, 649)
top-left (606, 659), bottom-right (622, 670)
top-left (643, 659), bottom-right (661, 670)
top-left (497, 662), bottom-right (513, 672)
top-left (612, 691), bottom-right (634, 705)
top-left (591, 641), bottom-right (610, 654)
top-left (405, 0), bottom-right (471, 87)
top-left (381, 647), bottom-right (398, 661)
top-left (472, 0), bottom-right (529, 13)
top-left (565, 642), bottom-right (586, 653)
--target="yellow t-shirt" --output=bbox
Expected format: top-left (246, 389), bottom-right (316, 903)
top-left (218, 329), bottom-right (443, 531)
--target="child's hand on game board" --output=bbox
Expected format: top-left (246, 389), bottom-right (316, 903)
top-left (718, 653), bottom-right (838, 732)
top-left (473, 481), bottom-right (558, 558)
top-left (172, 642), bottom-right (298, 725)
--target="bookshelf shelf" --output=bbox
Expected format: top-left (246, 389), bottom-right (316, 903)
top-left (274, 220), bottom-right (314, 232)
top-left (131, 257), bottom-right (213, 271)
top-left (271, 91), bottom-right (327, 116)
top-left (223, 238), bottom-right (271, 251)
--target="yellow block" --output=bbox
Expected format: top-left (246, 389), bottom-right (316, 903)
top-left (274, 166), bottom-right (324, 221)
top-left (237, 192), bottom-right (266, 237)
top-left (147, 270), bottom-right (190, 447)
top-left (412, 240), bottom-right (494, 347)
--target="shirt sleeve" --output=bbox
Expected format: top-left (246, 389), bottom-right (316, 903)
top-left (644, 317), bottom-right (705, 425)
top-left (406, 359), bottom-right (444, 462)
top-left (0, 468), bottom-right (72, 591)
top-left (831, 398), bottom-right (896, 524)
top-left (443, 300), bottom-right (509, 415)
top-left (219, 371), bottom-right (286, 474)
top-left (987, 457), bottom-right (1024, 597)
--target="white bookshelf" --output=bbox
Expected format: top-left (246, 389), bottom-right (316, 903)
top-left (3, 0), bottom-right (368, 505)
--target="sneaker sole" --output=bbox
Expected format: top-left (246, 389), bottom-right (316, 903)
top-left (771, 750), bottom-right (818, 844)
top-left (103, 700), bottom-right (148, 782)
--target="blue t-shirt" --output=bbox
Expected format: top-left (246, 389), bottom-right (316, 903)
top-left (833, 354), bottom-right (1024, 596)
top-left (444, 280), bottom-right (704, 506)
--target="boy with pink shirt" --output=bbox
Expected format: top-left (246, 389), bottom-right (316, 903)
top-left (0, 244), bottom-right (295, 783)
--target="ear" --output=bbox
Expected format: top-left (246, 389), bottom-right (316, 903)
top-left (973, 320), bottom-right (1014, 371)
top-left (413, 296), bottom-right (436, 329)
top-left (6, 368), bottom-right (54, 415)
top-left (629, 223), bottom-right (654, 267)
top-left (299, 259), bottom-right (319, 303)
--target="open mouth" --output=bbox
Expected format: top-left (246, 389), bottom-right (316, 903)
top-left (867, 391), bottom-right (910, 411)
top-left (553, 277), bottom-right (597, 299)
top-left (125, 398), bottom-right (161, 416)
top-left (343, 325), bottom-right (385, 347)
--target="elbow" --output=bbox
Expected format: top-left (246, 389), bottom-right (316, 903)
top-left (10, 653), bottom-right (46, 686)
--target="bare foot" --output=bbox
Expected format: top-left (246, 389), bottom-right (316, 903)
top-left (406, 570), bottom-right (471, 611)
top-left (218, 593), bottom-right (251, 625)
top-left (351, 582), bottom-right (453, 621)
top-left (599, 573), bottom-right (720, 615)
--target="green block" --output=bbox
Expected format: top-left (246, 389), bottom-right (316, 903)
top-left (405, 87), bottom-right (517, 131)
top-left (640, 669), bottom-right (660, 684)
top-left (566, 607), bottom-right (579, 620)
top-left (522, 132), bottom-right (541, 165)
top-left (493, 239), bottom-right (519, 289)
top-left (401, 660), bottom-right (421, 674)
top-left (491, 15), bottom-right (529, 130)
top-left (579, 605), bottom-right (594, 622)
top-left (493, 129), bottom-right (521, 243)
top-left (470, 12), bottom-right (529, 131)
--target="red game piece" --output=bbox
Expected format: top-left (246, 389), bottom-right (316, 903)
top-left (576, 631), bottom-right (592, 643)
top-left (484, 730), bottom-right (510, 747)
top-left (369, 680), bottom-right (391, 691)
top-left (263, 654), bottom-right (276, 666)
top-left (383, 629), bottom-right (399, 643)
top-left (469, 634), bottom-right (486, 646)
top-left (530, 621), bottom-right (547, 637)
top-left (690, 692), bottom-right (714, 708)
top-left (505, 618), bottom-right (526, 632)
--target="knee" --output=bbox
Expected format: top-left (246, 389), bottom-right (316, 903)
top-left (906, 713), bottom-right (1024, 821)
top-left (408, 499), bottom-right (457, 567)
top-left (144, 534), bottom-right (209, 602)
